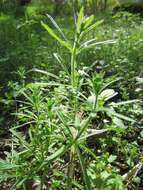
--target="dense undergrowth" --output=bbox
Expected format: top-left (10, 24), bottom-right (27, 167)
top-left (0, 1), bottom-right (143, 190)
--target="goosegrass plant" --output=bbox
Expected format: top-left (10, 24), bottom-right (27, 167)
top-left (0, 7), bottom-right (142, 190)
top-left (40, 7), bottom-right (116, 189)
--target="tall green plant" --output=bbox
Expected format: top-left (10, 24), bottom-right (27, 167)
top-left (41, 8), bottom-right (116, 189)
top-left (0, 7), bottom-right (141, 190)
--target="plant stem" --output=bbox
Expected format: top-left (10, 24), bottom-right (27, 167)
top-left (67, 145), bottom-right (76, 190)
top-left (71, 36), bottom-right (78, 89)
top-left (93, 94), bottom-right (98, 111)
top-left (76, 146), bottom-right (91, 190)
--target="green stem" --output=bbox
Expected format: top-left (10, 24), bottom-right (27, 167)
top-left (40, 174), bottom-right (44, 190)
top-left (67, 145), bottom-right (76, 190)
top-left (71, 36), bottom-right (78, 89)
top-left (71, 35), bottom-right (79, 114)
top-left (93, 94), bottom-right (98, 111)
top-left (76, 146), bottom-right (91, 190)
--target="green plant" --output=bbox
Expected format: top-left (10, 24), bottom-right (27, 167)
top-left (40, 8), bottom-right (118, 189)
top-left (0, 7), bottom-right (142, 190)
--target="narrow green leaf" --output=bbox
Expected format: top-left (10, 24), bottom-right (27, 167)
top-left (0, 161), bottom-right (19, 170)
top-left (79, 144), bottom-right (96, 159)
top-left (56, 110), bottom-right (73, 137)
top-left (80, 129), bottom-right (109, 140)
top-left (47, 145), bottom-right (66, 162)
top-left (41, 21), bottom-right (72, 52)
top-left (75, 116), bottom-right (91, 141)
top-left (10, 129), bottom-right (30, 150)
top-left (27, 82), bottom-right (69, 88)
top-left (76, 147), bottom-right (91, 190)
top-left (77, 7), bottom-right (84, 33)
top-left (78, 40), bottom-right (116, 53)
top-left (83, 15), bottom-right (94, 29)
top-left (46, 13), bottom-right (67, 40)
top-left (100, 77), bottom-right (122, 92)
top-left (84, 19), bottom-right (104, 34)
top-left (122, 162), bottom-right (142, 181)
top-left (106, 108), bottom-right (135, 122)
top-left (79, 19), bottom-right (104, 41)
top-left (0, 173), bottom-right (16, 180)
top-left (10, 178), bottom-right (27, 190)
top-left (109, 99), bottom-right (141, 107)
top-left (53, 53), bottom-right (69, 75)
top-left (33, 68), bottom-right (59, 80)
top-left (80, 38), bottom-right (97, 47)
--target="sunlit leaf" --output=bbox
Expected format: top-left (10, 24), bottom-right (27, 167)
top-left (41, 21), bottom-right (72, 52)
top-left (108, 155), bottom-right (117, 163)
top-left (79, 19), bottom-right (104, 40)
top-left (99, 89), bottom-right (118, 101)
top-left (110, 99), bottom-right (141, 107)
top-left (77, 7), bottom-right (84, 33)
top-left (83, 15), bottom-right (94, 29)
top-left (33, 68), bottom-right (59, 80)
top-left (46, 13), bottom-right (67, 40)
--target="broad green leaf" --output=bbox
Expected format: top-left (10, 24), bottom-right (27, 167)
top-left (140, 131), bottom-right (143, 138)
top-left (41, 21), bottom-right (72, 52)
top-left (74, 115), bottom-right (81, 130)
top-left (99, 89), bottom-right (118, 101)
top-left (108, 155), bottom-right (117, 163)
top-left (101, 171), bottom-right (110, 180)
